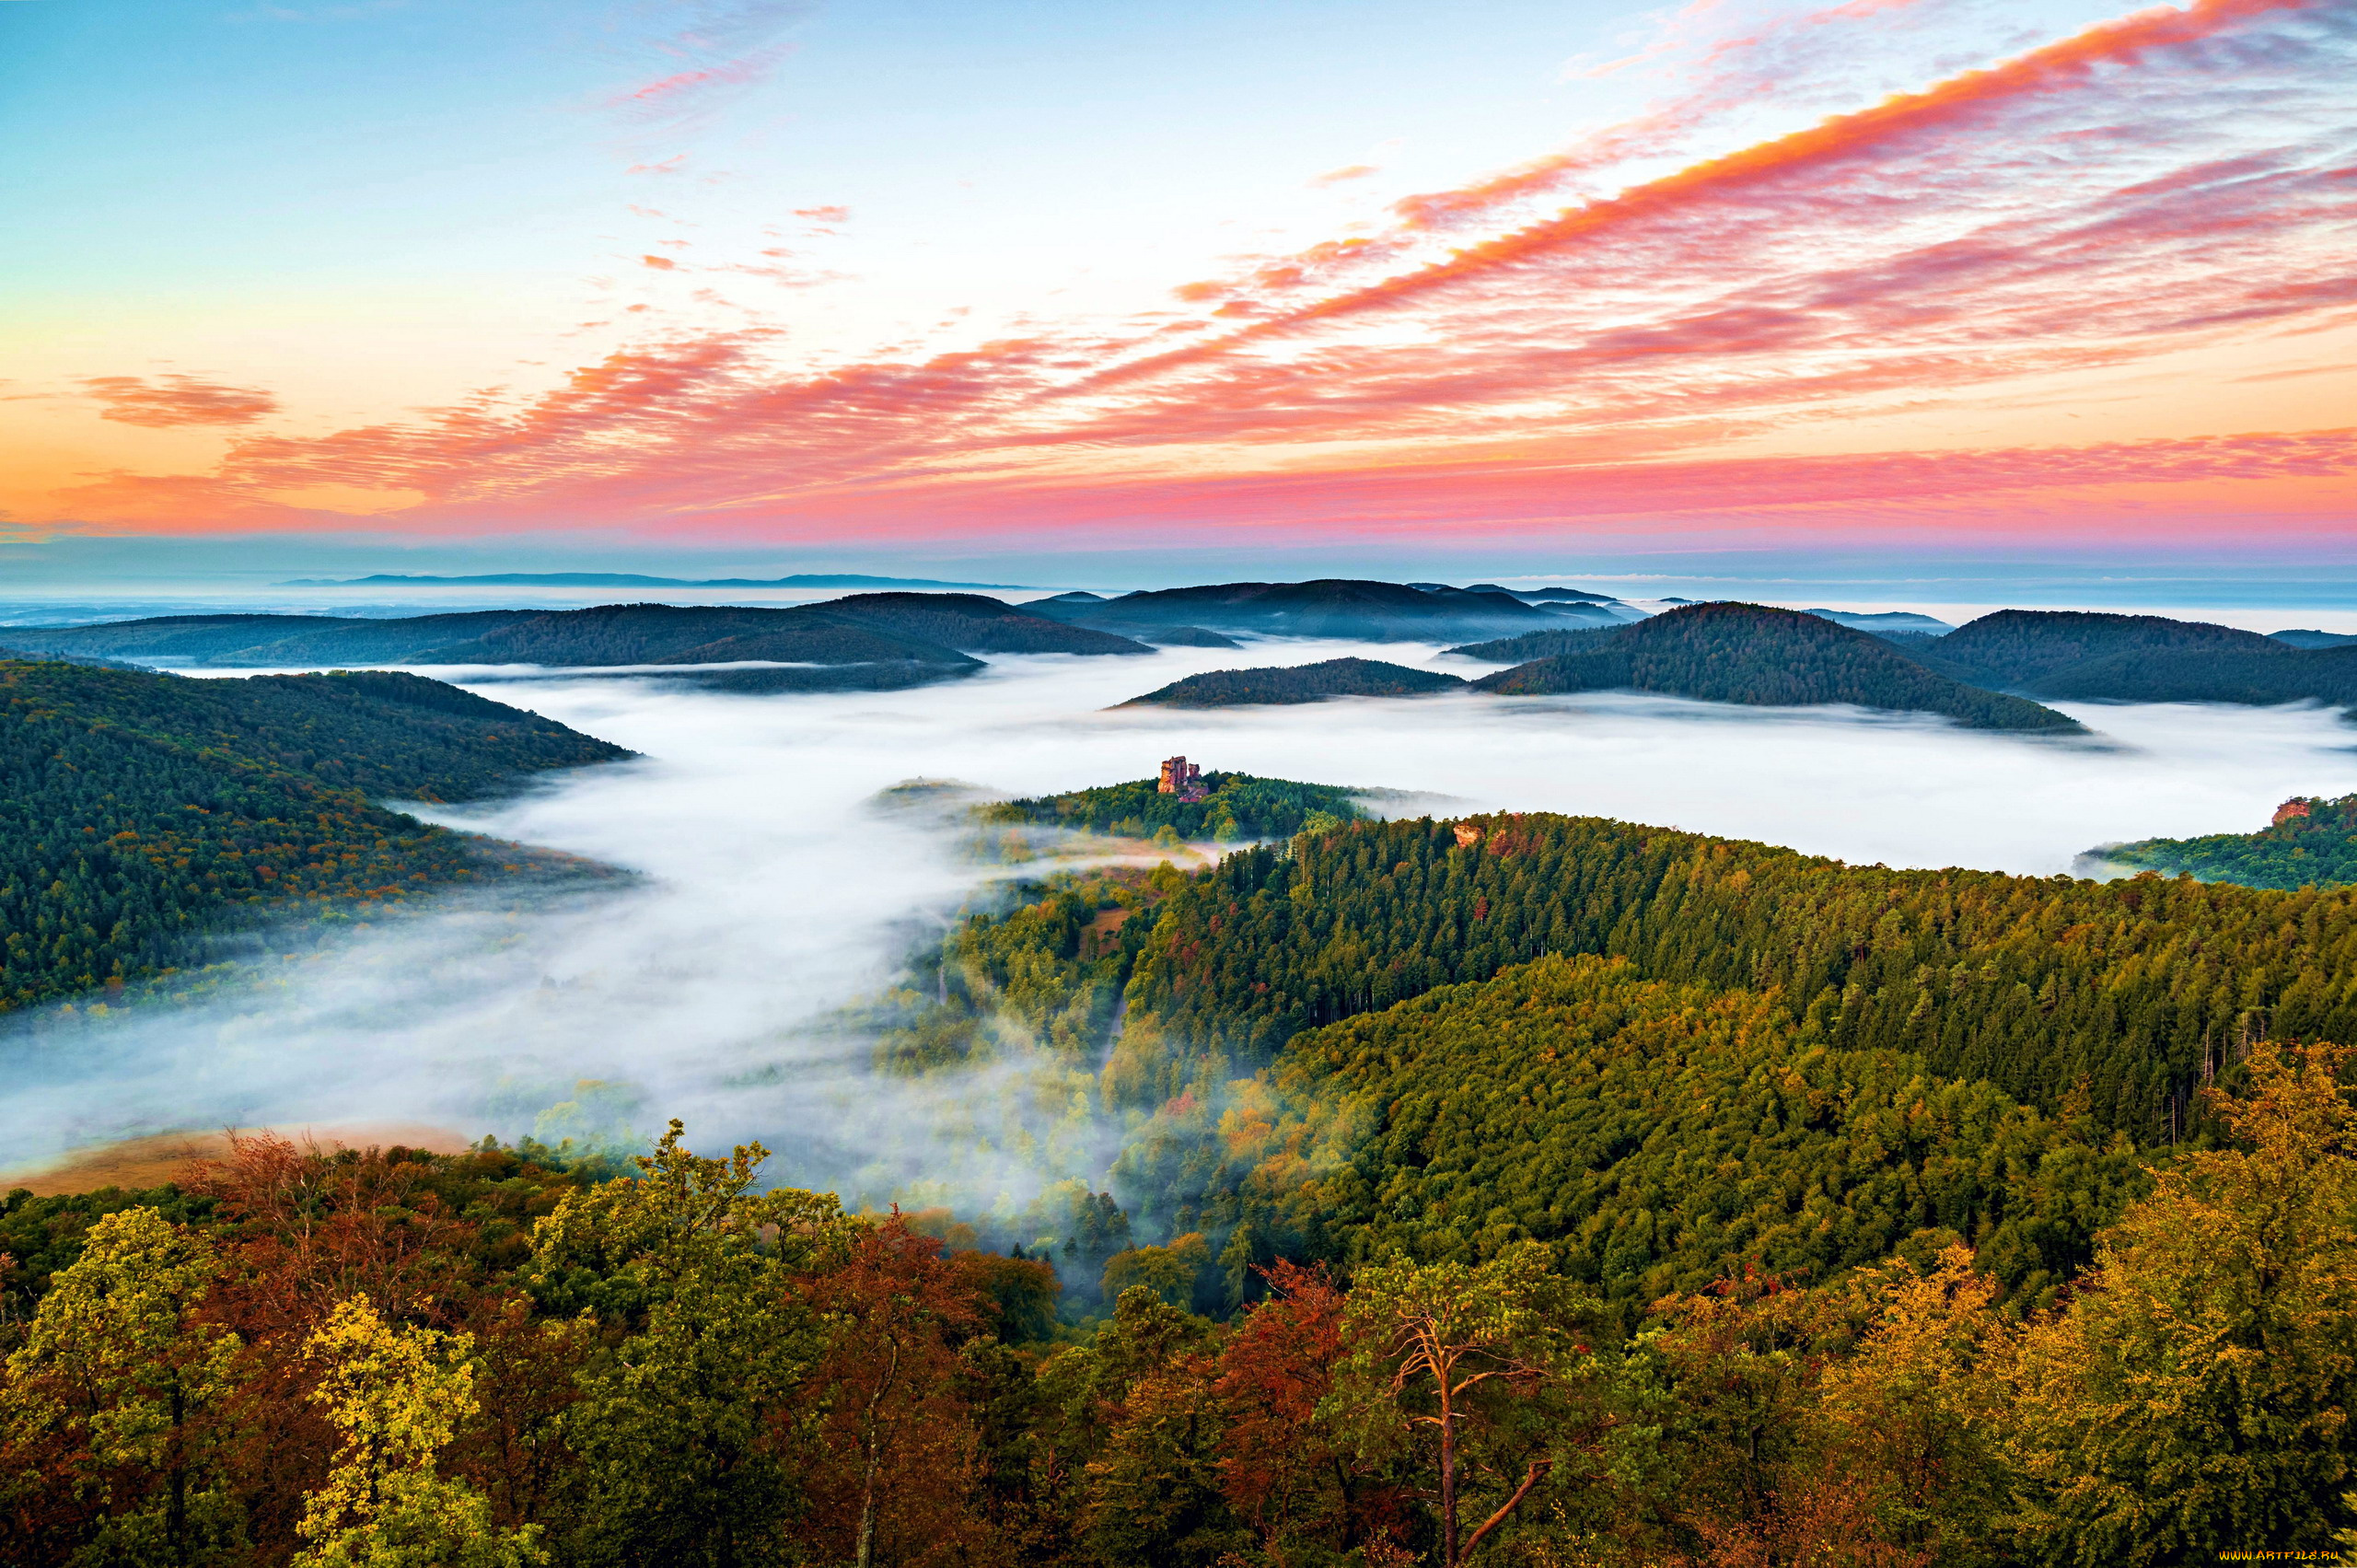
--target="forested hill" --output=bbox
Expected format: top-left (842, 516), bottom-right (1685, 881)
top-left (1151, 952), bottom-right (2147, 1316)
top-left (1112, 811), bottom-right (2356, 1140)
top-left (979, 771), bottom-right (1366, 842)
top-left (1471, 602), bottom-right (2084, 731)
top-left (1929, 608), bottom-right (2280, 687)
top-left (1118, 657), bottom-right (1466, 707)
top-left (0, 660), bottom-right (629, 1010)
top-left (2096, 794), bottom-right (2357, 890)
top-left (1902, 610), bottom-right (2357, 706)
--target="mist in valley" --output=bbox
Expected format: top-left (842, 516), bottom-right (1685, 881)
top-left (6, 635), bottom-right (2352, 1217)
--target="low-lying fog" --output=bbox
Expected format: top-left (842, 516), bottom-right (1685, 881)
top-left (7, 637), bottom-right (2353, 1208)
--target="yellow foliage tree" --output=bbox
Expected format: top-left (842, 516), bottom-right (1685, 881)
top-left (3, 1205), bottom-right (244, 1564)
top-left (293, 1295), bottom-right (543, 1568)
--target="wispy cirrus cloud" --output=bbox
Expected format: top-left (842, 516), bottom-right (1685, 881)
top-left (604, 0), bottom-right (813, 130)
top-left (81, 374), bottom-right (279, 428)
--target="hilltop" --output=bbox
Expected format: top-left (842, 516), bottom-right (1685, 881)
top-left (1118, 657), bottom-right (1467, 707)
top-left (978, 770), bottom-right (1366, 842)
top-left (0, 659), bottom-right (630, 1010)
top-left (1470, 602), bottom-right (2084, 731)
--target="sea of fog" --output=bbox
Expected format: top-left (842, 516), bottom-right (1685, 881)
top-left (6, 637), bottom-right (2354, 1208)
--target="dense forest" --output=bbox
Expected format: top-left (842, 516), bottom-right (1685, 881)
top-left (1469, 604), bottom-right (2083, 731)
top-left (3, 1042), bottom-right (2347, 1565)
top-left (0, 660), bottom-right (628, 1011)
top-left (2098, 793), bottom-right (2357, 890)
top-left (1120, 658), bottom-right (1468, 707)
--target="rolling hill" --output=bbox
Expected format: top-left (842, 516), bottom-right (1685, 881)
top-left (1469, 602), bottom-right (2084, 731)
top-left (1925, 609), bottom-right (2281, 688)
top-left (1118, 657), bottom-right (1468, 707)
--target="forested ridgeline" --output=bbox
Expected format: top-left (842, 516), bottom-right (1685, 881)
top-left (2, 594), bottom-right (1148, 669)
top-left (0, 661), bottom-right (630, 1010)
top-left (1024, 577), bottom-right (1568, 642)
top-left (2096, 793), bottom-right (2357, 890)
top-left (1468, 605), bottom-right (2083, 732)
top-left (1119, 658), bottom-right (1468, 708)
top-left (6, 1051), bottom-right (2354, 1566)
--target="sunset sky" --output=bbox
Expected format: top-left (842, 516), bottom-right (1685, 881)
top-left (5, 0), bottom-right (2353, 586)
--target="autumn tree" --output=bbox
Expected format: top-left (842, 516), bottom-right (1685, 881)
top-left (1212, 1260), bottom-right (1396, 1562)
top-left (2001, 1041), bottom-right (2357, 1563)
top-left (798, 1211), bottom-right (988, 1568)
top-left (1, 1206), bottom-right (244, 1567)
top-left (291, 1294), bottom-right (542, 1568)
top-left (527, 1120), bottom-right (848, 1568)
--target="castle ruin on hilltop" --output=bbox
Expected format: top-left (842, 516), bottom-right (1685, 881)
top-left (1158, 755), bottom-right (1207, 802)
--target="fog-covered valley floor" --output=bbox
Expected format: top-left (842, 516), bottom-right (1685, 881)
top-left (6, 636), bottom-right (2353, 1202)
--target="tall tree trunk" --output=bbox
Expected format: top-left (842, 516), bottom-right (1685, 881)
top-left (1438, 1373), bottom-right (1459, 1568)
top-left (855, 1338), bottom-right (900, 1568)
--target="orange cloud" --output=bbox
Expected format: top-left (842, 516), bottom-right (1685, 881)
top-left (640, 254), bottom-right (679, 270)
top-left (82, 374), bottom-right (278, 428)
top-left (794, 204), bottom-right (850, 222)
top-left (1309, 164), bottom-right (1378, 187)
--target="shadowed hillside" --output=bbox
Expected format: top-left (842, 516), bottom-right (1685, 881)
top-left (1471, 602), bottom-right (2083, 731)
top-left (0, 660), bottom-right (630, 1009)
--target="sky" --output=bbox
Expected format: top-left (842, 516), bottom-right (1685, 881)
top-left (4, 0), bottom-right (2354, 585)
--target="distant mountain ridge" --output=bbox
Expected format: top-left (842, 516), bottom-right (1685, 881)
top-left (1028, 578), bottom-right (1600, 643)
top-left (279, 571), bottom-right (1033, 589)
top-left (0, 593), bottom-right (1150, 673)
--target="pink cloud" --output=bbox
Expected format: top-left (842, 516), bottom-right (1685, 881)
top-left (82, 374), bottom-right (278, 428)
